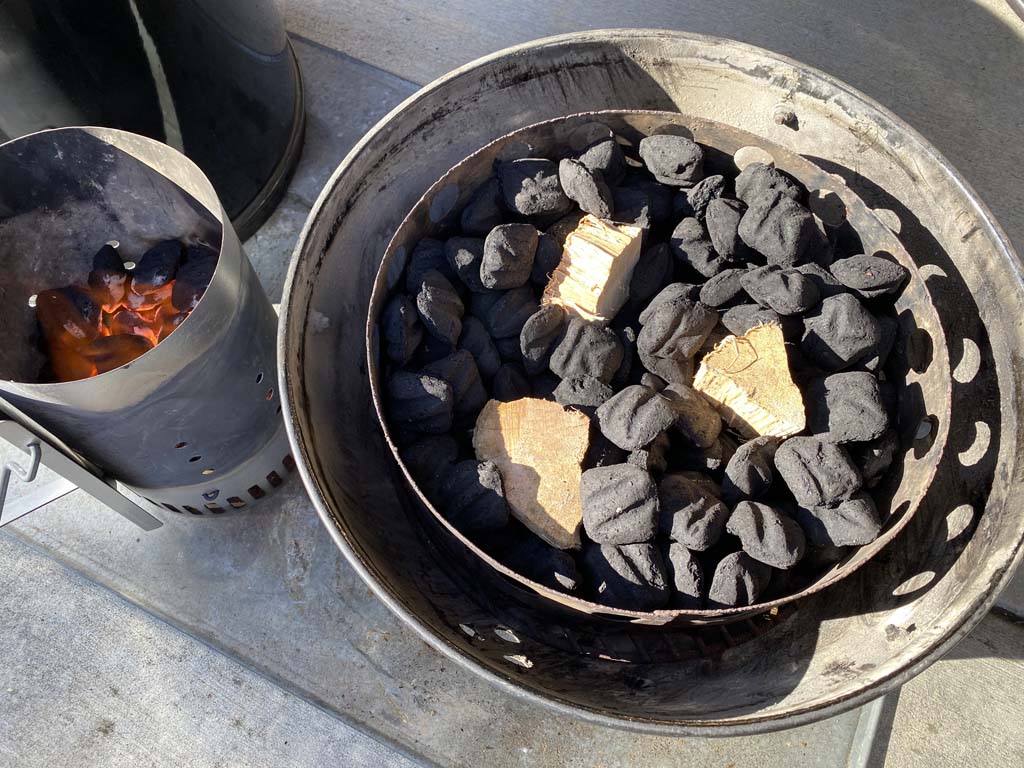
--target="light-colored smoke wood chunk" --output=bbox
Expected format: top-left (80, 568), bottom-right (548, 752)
top-left (542, 214), bottom-right (642, 325)
top-left (693, 323), bottom-right (805, 439)
top-left (473, 397), bottom-right (591, 549)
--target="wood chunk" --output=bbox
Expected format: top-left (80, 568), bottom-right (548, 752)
top-left (473, 398), bottom-right (591, 549)
top-left (542, 214), bottom-right (642, 325)
top-left (693, 323), bottom-right (805, 439)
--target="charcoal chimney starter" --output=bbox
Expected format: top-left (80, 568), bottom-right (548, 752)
top-left (0, 127), bottom-right (290, 516)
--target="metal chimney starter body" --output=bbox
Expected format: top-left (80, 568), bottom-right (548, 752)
top-left (0, 127), bottom-right (291, 515)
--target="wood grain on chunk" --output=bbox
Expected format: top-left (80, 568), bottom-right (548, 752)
top-left (473, 398), bottom-right (591, 549)
top-left (693, 323), bottom-right (805, 439)
top-left (542, 214), bottom-right (642, 325)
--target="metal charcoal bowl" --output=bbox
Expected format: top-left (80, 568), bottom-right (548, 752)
top-left (280, 30), bottom-right (1024, 733)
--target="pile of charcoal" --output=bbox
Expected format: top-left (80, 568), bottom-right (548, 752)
top-left (380, 121), bottom-right (907, 611)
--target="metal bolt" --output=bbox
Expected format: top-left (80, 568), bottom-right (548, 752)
top-left (773, 104), bottom-right (798, 128)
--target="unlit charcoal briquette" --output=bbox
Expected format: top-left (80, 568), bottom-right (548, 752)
top-left (735, 162), bottom-right (803, 205)
top-left (491, 362), bottom-right (531, 401)
top-left (830, 254), bottom-right (908, 298)
top-left (722, 436), bottom-right (779, 502)
top-left (808, 371), bottom-right (889, 443)
top-left (657, 472), bottom-right (729, 550)
top-left (721, 303), bottom-right (782, 336)
top-left (498, 158), bottom-right (573, 217)
top-left (596, 384), bottom-right (677, 451)
top-left (502, 535), bottom-right (579, 592)
top-left (638, 134), bottom-right (704, 186)
top-left (640, 372), bottom-right (667, 391)
top-left (422, 349), bottom-right (487, 418)
top-left (639, 283), bottom-right (702, 324)
top-left (792, 492), bottom-right (882, 547)
top-left (637, 295), bottom-right (718, 360)
top-left (458, 316), bottom-right (500, 380)
top-left (549, 318), bottom-right (624, 383)
top-left (665, 542), bottom-right (705, 608)
top-left (708, 551), bottom-right (773, 607)
top-left (661, 382), bottom-right (722, 448)
top-left (494, 336), bottom-right (523, 363)
top-left (415, 269), bottom-right (464, 345)
top-left (775, 436), bottom-right (862, 506)
top-left (611, 325), bottom-right (637, 388)
top-left (611, 186), bottom-right (652, 229)
top-left (581, 464), bottom-right (660, 544)
top-left (402, 434), bottom-right (458, 494)
top-left (851, 428), bottom-right (899, 488)
top-left (741, 264), bottom-right (820, 315)
top-left (670, 217), bottom-right (728, 277)
top-left (439, 460), bottom-right (509, 533)
top-left (381, 294), bottom-right (423, 365)
top-left (483, 286), bottom-right (538, 339)
top-left (581, 542), bottom-right (670, 611)
top-left (672, 434), bottom-right (736, 474)
top-left (387, 370), bottom-right (454, 434)
top-left (628, 432), bottom-right (671, 475)
top-left (685, 174), bottom-right (726, 219)
top-left (800, 293), bottom-right (882, 371)
top-left (520, 304), bottom-right (567, 375)
top-left (532, 372), bottom-right (561, 401)
top-left (863, 315), bottom-right (898, 372)
top-left (705, 198), bottom-right (754, 263)
top-left (554, 375), bottom-right (613, 408)
top-left (558, 158), bottom-right (613, 218)
top-left (586, 430), bottom-right (629, 469)
top-left (738, 190), bottom-right (817, 266)
top-left (699, 268), bottom-right (747, 308)
top-left (460, 177), bottom-right (505, 236)
top-left (796, 262), bottom-right (846, 300)
top-left (405, 238), bottom-right (455, 293)
top-left (577, 137), bottom-right (626, 185)
top-left (637, 345), bottom-right (694, 385)
top-left (726, 501), bottom-right (806, 569)
top-left (630, 243), bottom-right (675, 304)
top-left (531, 232), bottom-right (563, 285)
top-left (628, 178), bottom-right (674, 223)
top-left (481, 224), bottom-right (537, 290)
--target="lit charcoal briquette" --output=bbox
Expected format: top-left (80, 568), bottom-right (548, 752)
top-left (415, 269), bottom-right (464, 345)
top-left (460, 177), bottom-right (505, 237)
top-left (387, 370), bottom-right (454, 434)
top-left (405, 238), bottom-right (455, 293)
top-left (596, 384), bottom-right (677, 451)
top-left (670, 217), bottom-right (729, 277)
top-left (792, 492), bottom-right (882, 548)
top-left (636, 295), bottom-right (718, 360)
top-left (737, 189), bottom-right (817, 266)
top-left (722, 436), bottom-right (780, 502)
top-left (481, 223), bottom-right (538, 290)
top-left (553, 375), bottom-right (613, 408)
top-left (498, 158), bottom-right (573, 217)
top-left (774, 436), bottom-right (862, 507)
top-left (483, 286), bottom-right (538, 339)
top-left (665, 542), bottom-right (705, 609)
top-left (735, 162), bottom-right (803, 205)
top-left (577, 137), bottom-right (626, 185)
top-left (445, 236), bottom-right (488, 293)
top-left (422, 349), bottom-right (487, 418)
top-left (628, 431), bottom-right (671, 475)
top-left (657, 472), bottom-right (730, 550)
top-left (800, 293), bottom-right (882, 371)
top-left (402, 434), bottom-right (458, 494)
top-left (548, 318), bottom-right (624, 383)
top-left (502, 534), bottom-right (580, 592)
top-left (439, 460), bottom-right (509, 533)
top-left (491, 362), bottom-right (532, 401)
top-left (685, 174), bottom-right (727, 219)
top-left (721, 303), bottom-right (782, 336)
top-left (171, 243), bottom-right (217, 312)
top-left (381, 294), bottom-right (423, 365)
top-left (740, 264), bottom-right (820, 316)
top-left (829, 254), bottom-right (908, 298)
top-left (520, 304), bottom-right (567, 375)
top-left (629, 242), bottom-right (675, 305)
top-left (807, 371), bottom-right (889, 444)
top-left (581, 464), bottom-right (660, 544)
top-left (705, 198), bottom-right (754, 263)
top-left (558, 158), bottom-right (613, 218)
top-left (726, 501), bottom-right (806, 569)
top-left (661, 382), bottom-right (722, 449)
top-left (581, 542), bottom-right (670, 611)
top-left (699, 268), bottom-right (748, 308)
top-left (708, 551), bottom-right (773, 607)
top-left (458, 316), bottom-right (500, 380)
top-left (637, 134), bottom-right (705, 186)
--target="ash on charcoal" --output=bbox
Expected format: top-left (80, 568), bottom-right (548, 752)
top-left (738, 190), bottom-right (817, 267)
top-left (402, 434), bottom-right (458, 494)
top-left (670, 217), bottom-right (728, 277)
top-left (458, 316), bottom-right (500, 380)
top-left (721, 303), bottom-right (782, 336)
top-left (577, 137), bottom-right (626, 185)
top-left (722, 436), bottom-right (780, 502)
top-left (741, 264), bottom-right (820, 316)
top-left (531, 232), bottom-right (563, 286)
top-left (662, 382), bottom-right (722, 449)
top-left (665, 542), bottom-right (705, 608)
top-left (491, 362), bottom-right (531, 401)
top-left (558, 158), bottom-right (613, 218)
top-left (851, 428), bottom-right (900, 488)
top-left (708, 551), bottom-right (773, 607)
top-left (638, 134), bottom-right (704, 186)
top-left (415, 269), bottom-right (464, 345)
top-left (483, 286), bottom-right (538, 339)
top-left (481, 224), bottom-right (538, 290)
top-left (705, 198), bottom-right (754, 263)
top-left (628, 431), bottom-right (671, 475)
top-left (792, 492), bottom-right (882, 547)
top-left (387, 370), bottom-right (454, 434)
top-left (445, 236), bottom-right (488, 293)
top-left (629, 243), bottom-right (675, 305)
top-left (502, 534), bottom-right (579, 592)
top-left (658, 472), bottom-right (729, 550)
top-left (639, 283), bottom-right (702, 324)
top-left (171, 244), bottom-right (217, 312)
top-left (554, 375), bottom-right (613, 408)
top-left (800, 293), bottom-right (882, 371)
top-left (423, 350), bottom-right (487, 418)
top-left (637, 346), bottom-right (695, 385)
top-left (406, 239), bottom-right (455, 293)
top-left (830, 254), bottom-right (908, 298)
top-left (596, 384), bottom-right (677, 451)
top-left (610, 325), bottom-right (637, 388)
top-left (439, 460), bottom-right (509, 533)
top-left (775, 436), bottom-right (862, 506)
top-left (582, 542), bottom-right (669, 611)
top-left (685, 174), bottom-right (727, 219)
top-left (726, 501), bottom-right (806, 569)
top-left (460, 177), bottom-right (505, 236)
top-left (637, 295), bottom-right (718, 360)
top-left (581, 464), bottom-right (660, 544)
top-left (520, 304), bottom-right (567, 374)
top-left (381, 294), bottom-right (423, 364)
top-left (549, 318), bottom-right (624, 383)
top-left (498, 158), bottom-right (573, 217)
top-left (699, 268), bottom-right (748, 308)
top-left (808, 371), bottom-right (888, 443)
top-left (796, 262), bottom-right (846, 300)
top-left (735, 162), bottom-right (803, 205)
